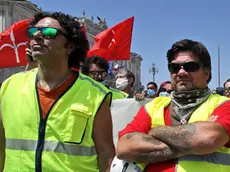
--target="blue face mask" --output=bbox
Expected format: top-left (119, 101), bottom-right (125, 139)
top-left (147, 89), bottom-right (155, 96)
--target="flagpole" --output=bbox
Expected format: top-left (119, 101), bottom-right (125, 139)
top-left (218, 42), bottom-right (220, 87)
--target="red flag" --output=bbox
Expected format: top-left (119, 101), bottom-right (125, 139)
top-left (0, 19), bottom-right (30, 68)
top-left (87, 16), bottom-right (134, 61)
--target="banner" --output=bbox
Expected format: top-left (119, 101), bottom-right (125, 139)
top-left (111, 98), bottom-right (152, 146)
top-left (0, 19), bottom-right (30, 68)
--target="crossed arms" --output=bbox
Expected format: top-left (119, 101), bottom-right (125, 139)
top-left (116, 119), bottom-right (229, 164)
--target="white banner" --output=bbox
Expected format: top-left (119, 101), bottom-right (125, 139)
top-left (111, 98), bottom-right (152, 146)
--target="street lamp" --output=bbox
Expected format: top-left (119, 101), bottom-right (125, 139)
top-left (149, 63), bottom-right (158, 82)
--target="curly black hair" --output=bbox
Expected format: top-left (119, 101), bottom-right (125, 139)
top-left (30, 11), bottom-right (89, 69)
top-left (81, 56), bottom-right (109, 75)
top-left (166, 39), bottom-right (212, 83)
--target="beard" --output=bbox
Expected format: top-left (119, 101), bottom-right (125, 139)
top-left (173, 77), bottom-right (195, 92)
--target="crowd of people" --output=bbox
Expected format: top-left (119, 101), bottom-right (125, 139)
top-left (0, 11), bottom-right (230, 172)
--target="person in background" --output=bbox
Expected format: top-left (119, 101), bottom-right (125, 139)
top-left (215, 87), bottom-right (225, 96)
top-left (156, 81), bottom-right (173, 97)
top-left (117, 39), bottom-right (230, 172)
top-left (134, 82), bottom-right (158, 100)
top-left (146, 81), bottom-right (158, 98)
top-left (81, 56), bottom-right (128, 99)
top-left (224, 79), bottom-right (230, 98)
top-left (115, 68), bottom-right (135, 98)
top-left (0, 11), bottom-right (115, 172)
top-left (81, 56), bottom-right (109, 84)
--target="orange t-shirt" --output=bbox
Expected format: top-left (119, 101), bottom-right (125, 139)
top-left (37, 71), bottom-right (78, 119)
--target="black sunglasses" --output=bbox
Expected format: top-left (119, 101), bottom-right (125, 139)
top-left (224, 88), bottom-right (230, 93)
top-left (168, 61), bottom-right (201, 74)
top-left (89, 71), bottom-right (107, 78)
top-left (161, 88), bottom-right (173, 94)
top-left (27, 27), bottom-right (68, 39)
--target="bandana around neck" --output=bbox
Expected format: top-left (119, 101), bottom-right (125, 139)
top-left (170, 87), bottom-right (211, 125)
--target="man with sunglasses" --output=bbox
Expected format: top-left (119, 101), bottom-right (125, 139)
top-left (0, 12), bottom-right (115, 172)
top-left (224, 79), bottom-right (230, 98)
top-left (81, 56), bottom-right (128, 100)
top-left (117, 39), bottom-right (230, 172)
top-left (157, 81), bottom-right (173, 97)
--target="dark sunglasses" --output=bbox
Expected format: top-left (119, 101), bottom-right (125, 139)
top-left (161, 88), bottom-right (173, 94)
top-left (224, 88), bottom-right (230, 93)
top-left (89, 71), bottom-right (107, 78)
top-left (168, 61), bottom-right (201, 74)
top-left (27, 27), bottom-right (68, 39)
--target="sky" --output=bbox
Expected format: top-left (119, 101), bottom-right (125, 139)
top-left (30, 0), bottom-right (230, 89)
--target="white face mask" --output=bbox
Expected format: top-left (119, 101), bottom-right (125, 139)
top-left (116, 78), bottom-right (129, 90)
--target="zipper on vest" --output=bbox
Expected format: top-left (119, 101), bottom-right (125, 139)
top-left (34, 73), bottom-right (78, 172)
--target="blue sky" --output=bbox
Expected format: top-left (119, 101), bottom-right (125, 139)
top-left (30, 0), bottom-right (230, 89)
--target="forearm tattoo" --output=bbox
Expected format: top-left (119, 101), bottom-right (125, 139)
top-left (125, 132), bottom-right (180, 163)
top-left (149, 124), bottom-right (196, 153)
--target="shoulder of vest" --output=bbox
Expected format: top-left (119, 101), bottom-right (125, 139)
top-left (109, 87), bottom-right (122, 93)
top-left (209, 93), bottom-right (229, 100)
top-left (109, 87), bottom-right (119, 92)
top-left (109, 87), bottom-right (128, 96)
top-left (11, 68), bottom-right (38, 79)
top-left (145, 97), bottom-right (171, 114)
top-left (0, 69), bottom-right (38, 99)
top-left (146, 97), bottom-right (171, 106)
top-left (3, 68), bottom-right (37, 84)
top-left (78, 73), bottom-right (110, 95)
top-left (207, 94), bottom-right (230, 107)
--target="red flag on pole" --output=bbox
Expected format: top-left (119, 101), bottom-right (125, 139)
top-left (87, 16), bottom-right (134, 61)
top-left (0, 19), bottom-right (30, 68)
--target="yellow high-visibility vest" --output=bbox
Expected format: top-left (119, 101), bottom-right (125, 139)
top-left (0, 69), bottom-right (112, 172)
top-left (109, 87), bottom-right (128, 100)
top-left (139, 94), bottom-right (230, 172)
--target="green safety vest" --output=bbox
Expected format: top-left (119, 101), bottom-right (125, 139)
top-left (140, 94), bottom-right (230, 172)
top-left (109, 87), bottom-right (128, 100)
top-left (0, 69), bottom-right (112, 172)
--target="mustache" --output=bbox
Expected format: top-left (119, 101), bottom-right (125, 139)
top-left (176, 76), bottom-right (191, 82)
top-left (31, 43), bottom-right (48, 49)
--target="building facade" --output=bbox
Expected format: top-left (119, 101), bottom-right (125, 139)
top-left (0, 0), bottom-right (40, 83)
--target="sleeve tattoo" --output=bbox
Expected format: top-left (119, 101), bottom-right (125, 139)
top-left (125, 132), bottom-right (181, 163)
top-left (148, 124), bottom-right (196, 154)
